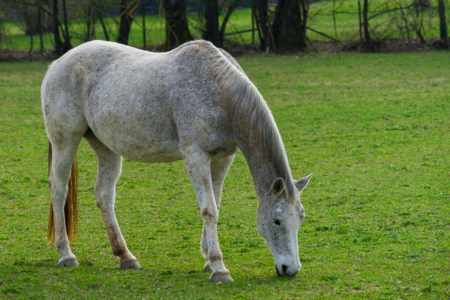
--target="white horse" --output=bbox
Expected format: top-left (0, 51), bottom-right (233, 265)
top-left (41, 40), bottom-right (312, 282)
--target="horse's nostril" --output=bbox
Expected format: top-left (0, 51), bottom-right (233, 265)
top-left (282, 265), bottom-right (288, 275)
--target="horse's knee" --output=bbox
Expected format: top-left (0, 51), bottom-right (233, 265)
top-left (201, 207), bottom-right (218, 224)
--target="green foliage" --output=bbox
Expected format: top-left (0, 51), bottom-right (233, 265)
top-left (0, 52), bottom-right (450, 298)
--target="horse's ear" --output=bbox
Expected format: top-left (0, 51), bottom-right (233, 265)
top-left (272, 178), bottom-right (285, 196)
top-left (295, 174), bottom-right (312, 192)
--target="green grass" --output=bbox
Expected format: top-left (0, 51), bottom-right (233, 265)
top-left (1, 52), bottom-right (450, 298)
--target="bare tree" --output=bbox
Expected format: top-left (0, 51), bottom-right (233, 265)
top-left (438, 0), bottom-right (448, 48)
top-left (38, 5), bottom-right (43, 52)
top-left (118, 0), bottom-right (138, 45)
top-left (51, 0), bottom-right (71, 54)
top-left (0, 13), bottom-right (5, 49)
top-left (272, 0), bottom-right (308, 52)
top-left (362, 0), bottom-right (371, 46)
top-left (164, 0), bottom-right (193, 51)
top-left (82, 0), bottom-right (97, 42)
top-left (255, 0), bottom-right (270, 50)
top-left (219, 0), bottom-right (240, 44)
top-left (204, 0), bottom-right (220, 46)
top-left (23, 7), bottom-right (34, 53)
top-left (412, 0), bottom-right (427, 43)
top-left (95, 0), bottom-right (113, 41)
top-left (300, 0), bottom-right (308, 35)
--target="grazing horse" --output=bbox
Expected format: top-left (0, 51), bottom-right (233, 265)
top-left (41, 40), bottom-right (312, 282)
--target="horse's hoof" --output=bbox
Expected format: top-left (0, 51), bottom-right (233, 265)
top-left (58, 258), bottom-right (79, 267)
top-left (120, 259), bottom-right (141, 269)
top-left (203, 262), bottom-right (212, 272)
top-left (210, 270), bottom-right (233, 282)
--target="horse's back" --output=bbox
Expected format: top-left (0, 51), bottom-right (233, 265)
top-left (42, 40), bottom-right (241, 162)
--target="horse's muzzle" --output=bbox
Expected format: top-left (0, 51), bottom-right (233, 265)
top-left (275, 264), bottom-right (299, 276)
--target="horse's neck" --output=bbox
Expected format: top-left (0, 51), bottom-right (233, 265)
top-left (241, 148), bottom-right (275, 198)
top-left (236, 130), bottom-right (292, 198)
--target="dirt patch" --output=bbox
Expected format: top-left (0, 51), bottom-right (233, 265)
top-left (337, 38), bottom-right (443, 53)
top-left (0, 49), bottom-right (59, 62)
top-left (227, 38), bottom-right (447, 55)
top-left (293, 38), bottom-right (444, 54)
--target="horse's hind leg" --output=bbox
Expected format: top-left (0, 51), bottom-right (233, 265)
top-left (49, 135), bottom-right (82, 267)
top-left (201, 155), bottom-right (234, 273)
top-left (84, 131), bottom-right (141, 269)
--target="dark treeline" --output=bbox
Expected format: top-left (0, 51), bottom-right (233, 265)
top-left (0, 0), bottom-right (449, 54)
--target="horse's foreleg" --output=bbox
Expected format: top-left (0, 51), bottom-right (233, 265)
top-left (49, 137), bottom-right (82, 267)
top-left (185, 149), bottom-right (233, 282)
top-left (85, 132), bottom-right (140, 269)
top-left (201, 155), bottom-right (234, 273)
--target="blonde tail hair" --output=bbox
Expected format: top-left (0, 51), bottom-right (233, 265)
top-left (46, 142), bottom-right (79, 243)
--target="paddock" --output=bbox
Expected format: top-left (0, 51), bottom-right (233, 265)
top-left (0, 52), bottom-right (449, 298)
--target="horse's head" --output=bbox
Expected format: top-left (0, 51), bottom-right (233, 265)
top-left (257, 174), bottom-right (312, 276)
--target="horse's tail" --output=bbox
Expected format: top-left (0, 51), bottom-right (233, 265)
top-left (46, 141), bottom-right (79, 243)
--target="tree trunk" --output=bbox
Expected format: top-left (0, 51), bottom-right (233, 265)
top-left (332, 0), bottom-right (337, 40)
top-left (52, 0), bottom-right (63, 54)
top-left (255, 0), bottom-right (270, 51)
top-left (118, 0), bottom-right (134, 45)
top-left (362, 0), bottom-right (371, 45)
top-left (415, 2), bottom-right (426, 44)
top-left (272, 0), bottom-right (308, 52)
top-left (24, 9), bottom-right (34, 54)
top-left (142, 3), bottom-right (146, 49)
top-left (99, 13), bottom-right (109, 41)
top-left (61, 0), bottom-right (72, 50)
top-left (219, 0), bottom-right (240, 44)
top-left (300, 0), bottom-right (308, 35)
top-left (164, 0), bottom-right (193, 51)
top-left (252, 0), bottom-right (262, 45)
top-left (205, 0), bottom-right (220, 46)
top-left (358, 0), bottom-right (363, 42)
top-left (438, 0), bottom-right (448, 48)
top-left (39, 7), bottom-right (44, 53)
top-left (251, 1), bottom-right (255, 44)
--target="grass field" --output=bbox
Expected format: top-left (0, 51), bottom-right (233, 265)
top-left (1, 51), bottom-right (450, 299)
top-left (3, 0), bottom-right (449, 51)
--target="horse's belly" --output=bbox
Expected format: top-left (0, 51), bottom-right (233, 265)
top-left (95, 130), bottom-right (183, 163)
top-left (89, 111), bottom-right (183, 163)
top-left (113, 142), bottom-right (183, 163)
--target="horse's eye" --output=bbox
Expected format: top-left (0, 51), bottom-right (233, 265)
top-left (273, 219), bottom-right (280, 225)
